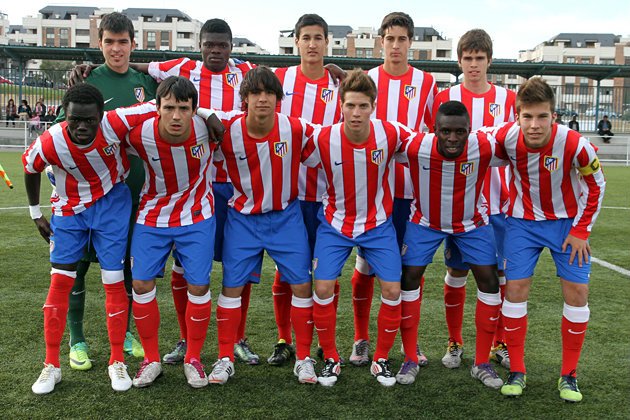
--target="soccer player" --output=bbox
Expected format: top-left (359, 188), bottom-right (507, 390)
top-left (126, 76), bottom-right (218, 389)
top-left (396, 101), bottom-right (507, 388)
top-left (56, 12), bottom-right (157, 369)
top-left (349, 11), bottom-right (437, 367)
top-left (302, 70), bottom-right (415, 387)
top-left (493, 78), bottom-right (605, 402)
top-left (269, 13), bottom-right (342, 366)
top-left (432, 29), bottom-right (516, 370)
top-left (24, 83), bottom-right (157, 394)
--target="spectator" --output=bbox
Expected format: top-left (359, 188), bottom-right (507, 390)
top-left (38, 97), bottom-right (47, 117)
top-left (555, 114), bottom-right (565, 125)
top-left (41, 108), bottom-right (56, 124)
top-left (5, 98), bottom-right (17, 127)
top-left (18, 99), bottom-right (32, 121)
top-left (597, 115), bottom-right (614, 143)
top-left (568, 115), bottom-right (579, 132)
top-left (34, 100), bottom-right (46, 119)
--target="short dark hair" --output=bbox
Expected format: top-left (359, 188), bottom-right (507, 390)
top-left (295, 14), bottom-right (328, 39)
top-left (200, 18), bottom-right (232, 42)
top-left (457, 29), bottom-right (493, 60)
top-left (99, 12), bottom-right (135, 41)
top-left (156, 76), bottom-right (199, 110)
top-left (62, 83), bottom-right (104, 115)
top-left (339, 69), bottom-right (377, 103)
top-left (437, 100), bottom-right (470, 120)
top-left (516, 77), bottom-right (555, 113)
top-left (378, 12), bottom-right (414, 39)
top-left (239, 66), bottom-right (284, 109)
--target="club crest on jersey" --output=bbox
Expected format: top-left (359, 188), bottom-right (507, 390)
top-left (274, 141), bottom-right (288, 158)
top-left (225, 72), bottom-right (239, 88)
top-left (544, 156), bottom-right (559, 172)
top-left (403, 85), bottom-right (417, 101)
top-left (103, 143), bottom-right (118, 156)
top-left (371, 149), bottom-right (384, 165)
top-left (459, 161), bottom-right (475, 176)
top-left (488, 103), bottom-right (502, 117)
top-left (190, 144), bottom-right (205, 159)
top-left (320, 88), bottom-right (334, 104)
top-left (134, 87), bottom-right (145, 103)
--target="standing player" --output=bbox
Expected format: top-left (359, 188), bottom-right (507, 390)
top-left (432, 29), bottom-right (516, 370)
top-left (25, 84), bottom-right (157, 394)
top-left (395, 101), bottom-right (507, 388)
top-left (348, 12), bottom-right (437, 367)
top-left (493, 78), bottom-right (605, 402)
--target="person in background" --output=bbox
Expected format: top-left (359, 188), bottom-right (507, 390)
top-left (5, 98), bottom-right (17, 127)
top-left (568, 115), bottom-right (579, 132)
top-left (597, 115), bottom-right (614, 143)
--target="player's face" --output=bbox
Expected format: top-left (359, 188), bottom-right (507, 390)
top-left (65, 102), bottom-right (102, 146)
top-left (381, 26), bottom-right (411, 66)
top-left (98, 30), bottom-right (135, 74)
top-left (517, 102), bottom-right (556, 149)
top-left (435, 114), bottom-right (470, 158)
top-left (200, 32), bottom-right (232, 73)
top-left (157, 94), bottom-right (195, 141)
top-left (295, 25), bottom-right (328, 65)
top-left (342, 91), bottom-right (374, 138)
top-left (459, 50), bottom-right (491, 83)
top-left (244, 86), bottom-right (278, 119)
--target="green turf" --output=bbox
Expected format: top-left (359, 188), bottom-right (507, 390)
top-left (0, 151), bottom-right (628, 418)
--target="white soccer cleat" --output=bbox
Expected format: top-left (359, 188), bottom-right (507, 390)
top-left (442, 340), bottom-right (463, 369)
top-left (318, 358), bottom-right (341, 387)
top-left (349, 339), bottom-right (370, 366)
top-left (132, 360), bottom-right (162, 388)
top-left (371, 358), bottom-right (396, 387)
top-left (208, 357), bottom-right (234, 385)
top-left (32, 364), bottom-right (61, 395)
top-left (108, 361), bottom-right (132, 391)
top-left (294, 357), bottom-right (317, 384)
top-left (184, 358), bottom-right (208, 388)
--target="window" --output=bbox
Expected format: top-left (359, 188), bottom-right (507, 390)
top-left (146, 31), bottom-right (156, 49)
top-left (436, 49), bottom-right (448, 58)
top-left (365, 49), bottom-right (373, 58)
top-left (600, 58), bottom-right (614, 65)
top-left (408, 50), bottom-right (414, 60)
top-left (75, 29), bottom-right (90, 37)
top-left (356, 49), bottom-right (364, 58)
top-left (418, 50), bottom-right (428, 60)
top-left (59, 28), bottom-right (69, 47)
top-left (565, 83), bottom-right (574, 95)
top-left (332, 48), bottom-right (347, 56)
top-left (566, 57), bottom-right (576, 64)
top-left (160, 31), bottom-right (170, 47)
top-left (581, 58), bottom-right (590, 64)
top-left (45, 28), bottom-right (55, 47)
top-left (177, 32), bottom-right (191, 39)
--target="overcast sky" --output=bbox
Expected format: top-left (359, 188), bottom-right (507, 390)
top-left (2, 0), bottom-right (629, 59)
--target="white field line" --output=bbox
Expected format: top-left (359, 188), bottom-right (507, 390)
top-left (591, 257), bottom-right (630, 277)
top-left (601, 206), bottom-right (630, 210)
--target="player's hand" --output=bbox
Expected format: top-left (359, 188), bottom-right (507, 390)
top-left (205, 114), bottom-right (225, 144)
top-left (33, 216), bottom-right (51, 243)
top-left (324, 63), bottom-right (347, 86)
top-left (68, 64), bottom-right (97, 87)
top-left (562, 234), bottom-right (591, 267)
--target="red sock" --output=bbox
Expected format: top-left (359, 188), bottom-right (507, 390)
top-left (561, 317), bottom-right (588, 377)
top-left (332, 280), bottom-right (340, 313)
top-left (132, 294), bottom-right (161, 363)
top-left (185, 298), bottom-right (212, 363)
top-left (43, 270), bottom-right (75, 367)
top-left (493, 284), bottom-right (506, 346)
top-left (236, 283), bottom-right (251, 342)
top-left (216, 298), bottom-right (241, 361)
top-left (400, 291), bottom-right (420, 363)
top-left (444, 281), bottom-right (466, 344)
top-left (373, 298), bottom-right (401, 361)
top-left (170, 269), bottom-right (188, 341)
top-left (475, 298), bottom-right (501, 365)
top-left (272, 271), bottom-right (292, 344)
top-left (313, 298), bottom-right (339, 361)
top-left (503, 314), bottom-right (528, 373)
top-left (104, 281), bottom-right (129, 364)
top-left (351, 270), bottom-right (374, 341)
top-left (291, 297), bottom-right (314, 360)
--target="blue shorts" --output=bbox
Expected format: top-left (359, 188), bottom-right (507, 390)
top-left (300, 200), bottom-right (323, 257)
top-left (131, 217), bottom-right (215, 286)
top-left (504, 217), bottom-right (591, 284)
top-left (403, 222), bottom-right (497, 267)
top-left (314, 212), bottom-right (401, 282)
top-left (49, 182), bottom-right (131, 270)
top-left (445, 214), bottom-right (506, 270)
top-left (213, 182), bottom-right (233, 262)
top-left (222, 200), bottom-right (311, 288)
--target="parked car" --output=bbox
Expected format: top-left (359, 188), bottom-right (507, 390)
top-left (555, 108), bottom-right (578, 118)
top-left (0, 76), bottom-right (13, 84)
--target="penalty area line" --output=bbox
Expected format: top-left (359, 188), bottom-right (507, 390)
top-left (591, 257), bottom-right (630, 277)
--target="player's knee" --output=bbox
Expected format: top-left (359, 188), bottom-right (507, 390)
top-left (504, 279), bottom-right (531, 302)
top-left (188, 284), bottom-right (209, 297)
top-left (52, 262), bottom-right (78, 272)
top-left (561, 281), bottom-right (589, 307)
top-left (379, 280), bottom-right (400, 302)
top-left (291, 281), bottom-right (313, 299)
top-left (401, 266), bottom-right (423, 291)
top-left (133, 279), bottom-right (156, 295)
top-left (447, 267), bottom-right (469, 278)
top-left (314, 281), bottom-right (335, 300)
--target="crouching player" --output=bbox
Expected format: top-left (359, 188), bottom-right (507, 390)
top-left (396, 101), bottom-right (507, 388)
top-left (24, 84), bottom-right (157, 394)
top-left (492, 78), bottom-right (605, 402)
top-left (302, 70), bottom-right (415, 387)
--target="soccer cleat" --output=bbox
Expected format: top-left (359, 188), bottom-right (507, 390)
top-left (395, 360), bottom-right (419, 385)
top-left (69, 342), bottom-right (92, 371)
top-left (108, 361), bottom-right (132, 391)
top-left (294, 357), bottom-right (317, 384)
top-left (132, 360), bottom-right (162, 388)
top-left (441, 340), bottom-right (463, 369)
top-left (316, 346), bottom-right (346, 366)
top-left (400, 343), bottom-right (429, 367)
top-left (371, 358), bottom-right (396, 387)
top-left (318, 358), bottom-right (341, 387)
top-left (471, 363), bottom-right (504, 389)
top-left (490, 342), bottom-right (511, 369)
top-left (32, 364), bottom-right (61, 395)
top-left (349, 339), bottom-right (370, 367)
top-left (184, 358), bottom-right (208, 388)
top-left (234, 338), bottom-right (260, 365)
top-left (123, 332), bottom-right (145, 358)
top-left (501, 371), bottom-right (527, 397)
top-left (208, 357), bottom-right (234, 385)
top-left (267, 340), bottom-right (295, 366)
top-left (558, 375), bottom-right (583, 403)
top-left (163, 340), bottom-right (187, 365)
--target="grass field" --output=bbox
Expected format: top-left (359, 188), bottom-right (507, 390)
top-left (0, 150), bottom-right (628, 419)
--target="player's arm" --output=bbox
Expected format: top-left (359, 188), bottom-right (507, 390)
top-left (197, 108), bottom-right (244, 144)
top-left (103, 101), bottom-right (159, 142)
top-left (324, 63), bottom-right (347, 85)
top-left (146, 58), bottom-right (191, 82)
top-left (22, 139), bottom-right (51, 242)
top-left (486, 133), bottom-right (509, 167)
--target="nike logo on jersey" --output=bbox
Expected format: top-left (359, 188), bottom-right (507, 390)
top-left (133, 314), bottom-right (149, 320)
top-left (104, 97), bottom-right (114, 104)
top-left (285, 91), bottom-right (296, 96)
top-left (71, 290), bottom-right (86, 296)
top-left (384, 328), bottom-right (399, 333)
top-left (334, 161), bottom-right (344, 166)
top-left (191, 316), bottom-right (209, 322)
top-left (504, 326), bottom-right (521, 332)
top-left (489, 316), bottom-right (500, 321)
top-left (151, 157), bottom-right (161, 161)
top-left (238, 155), bottom-right (248, 161)
top-left (509, 156), bottom-right (517, 161)
top-left (69, 166), bottom-right (78, 170)
top-left (108, 310), bottom-right (126, 318)
top-left (172, 285), bottom-right (188, 290)
top-left (193, 77), bottom-right (201, 82)
top-left (422, 165), bottom-right (431, 170)
top-left (568, 329), bottom-right (586, 335)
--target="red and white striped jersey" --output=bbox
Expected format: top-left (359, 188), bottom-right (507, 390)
top-left (215, 112), bottom-right (315, 214)
top-left (433, 83), bottom-right (516, 215)
top-left (126, 116), bottom-right (215, 227)
top-left (368, 64), bottom-right (437, 199)
top-left (274, 65), bottom-right (342, 203)
top-left (148, 57), bottom-right (254, 183)
top-left (490, 122), bottom-right (606, 239)
top-left (302, 120), bottom-right (415, 238)
top-left (397, 131), bottom-right (507, 234)
top-left (22, 102), bottom-right (157, 216)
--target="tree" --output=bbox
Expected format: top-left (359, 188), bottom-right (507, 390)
top-left (39, 60), bottom-right (74, 87)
